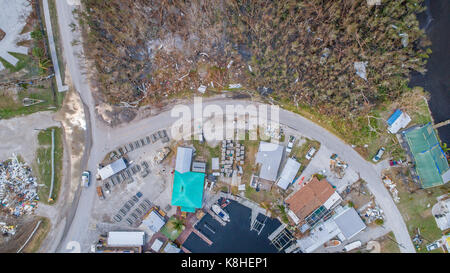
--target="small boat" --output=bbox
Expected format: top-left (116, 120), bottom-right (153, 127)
top-left (324, 239), bottom-right (341, 248)
top-left (212, 204), bottom-right (230, 222)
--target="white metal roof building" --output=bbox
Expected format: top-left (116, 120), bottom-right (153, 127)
top-left (276, 158), bottom-right (301, 190)
top-left (297, 206), bottom-right (366, 253)
top-left (333, 207), bottom-right (367, 239)
top-left (150, 239), bottom-right (164, 252)
top-left (98, 158), bottom-right (127, 180)
top-left (175, 147), bottom-right (193, 173)
top-left (211, 157), bottom-right (220, 170)
top-left (142, 210), bottom-right (166, 233)
top-left (255, 141), bottom-right (284, 181)
top-left (107, 231), bottom-right (145, 247)
top-left (163, 242), bottom-right (181, 253)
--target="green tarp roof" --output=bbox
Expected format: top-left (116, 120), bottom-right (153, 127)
top-left (403, 123), bottom-right (449, 188)
top-left (171, 171), bottom-right (205, 212)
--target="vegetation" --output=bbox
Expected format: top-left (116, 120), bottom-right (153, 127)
top-left (36, 127), bottom-right (64, 204)
top-left (78, 0), bottom-right (429, 114)
top-left (23, 217), bottom-right (51, 253)
top-left (161, 217), bottom-right (184, 241)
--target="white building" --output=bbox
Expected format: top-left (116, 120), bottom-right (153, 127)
top-left (98, 158), bottom-right (127, 180)
top-left (142, 210), bottom-right (166, 233)
top-left (276, 158), bottom-right (301, 190)
top-left (175, 147), bottom-right (193, 173)
top-left (387, 109), bottom-right (411, 134)
top-left (107, 231), bottom-right (145, 247)
top-left (255, 141), bottom-right (284, 181)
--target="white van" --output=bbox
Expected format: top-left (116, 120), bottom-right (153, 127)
top-left (343, 241), bottom-right (362, 252)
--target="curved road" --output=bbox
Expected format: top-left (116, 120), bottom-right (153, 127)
top-left (54, 0), bottom-right (415, 253)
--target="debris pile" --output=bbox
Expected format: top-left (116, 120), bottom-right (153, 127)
top-left (0, 155), bottom-right (39, 217)
top-left (0, 222), bottom-right (16, 235)
top-left (329, 154), bottom-right (348, 179)
top-left (382, 176), bottom-right (400, 203)
top-left (362, 202), bottom-right (384, 224)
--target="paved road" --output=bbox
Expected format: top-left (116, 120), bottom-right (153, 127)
top-left (54, 0), bottom-right (415, 253)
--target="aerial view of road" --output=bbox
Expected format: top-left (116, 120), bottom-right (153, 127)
top-left (0, 0), bottom-right (448, 263)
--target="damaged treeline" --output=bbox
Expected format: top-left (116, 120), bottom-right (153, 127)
top-left (79, 0), bottom-right (429, 116)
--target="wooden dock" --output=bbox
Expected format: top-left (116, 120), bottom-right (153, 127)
top-left (192, 228), bottom-right (213, 245)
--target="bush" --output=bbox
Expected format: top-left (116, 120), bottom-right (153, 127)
top-left (375, 219), bottom-right (384, 225)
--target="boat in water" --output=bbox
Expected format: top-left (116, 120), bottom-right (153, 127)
top-left (212, 204), bottom-right (230, 222)
top-left (324, 239), bottom-right (341, 248)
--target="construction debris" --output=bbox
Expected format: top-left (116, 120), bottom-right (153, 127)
top-left (0, 222), bottom-right (16, 235)
top-left (362, 202), bottom-right (384, 224)
top-left (382, 176), bottom-right (400, 203)
top-left (0, 155), bottom-right (39, 217)
top-left (329, 154), bottom-right (348, 179)
top-left (220, 140), bottom-right (245, 178)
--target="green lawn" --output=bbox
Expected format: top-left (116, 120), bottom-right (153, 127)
top-left (396, 182), bottom-right (449, 253)
top-left (36, 127), bottom-right (63, 204)
top-left (290, 138), bottom-right (320, 175)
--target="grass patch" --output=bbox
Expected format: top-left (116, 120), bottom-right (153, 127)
top-left (387, 168), bottom-right (450, 253)
top-left (0, 52), bottom-right (37, 74)
top-left (35, 127), bottom-right (63, 204)
top-left (0, 86), bottom-right (58, 119)
top-left (23, 217), bottom-right (51, 253)
top-left (192, 140), bottom-right (220, 170)
top-left (379, 232), bottom-right (401, 253)
top-left (290, 138), bottom-right (320, 175)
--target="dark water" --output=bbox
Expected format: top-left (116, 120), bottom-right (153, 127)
top-left (409, 0), bottom-right (450, 144)
top-left (183, 201), bottom-right (284, 253)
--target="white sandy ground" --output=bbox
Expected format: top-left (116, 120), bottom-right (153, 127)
top-left (0, 0), bottom-right (32, 70)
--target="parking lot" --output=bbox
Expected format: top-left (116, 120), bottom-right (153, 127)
top-left (91, 129), bottom-right (176, 229)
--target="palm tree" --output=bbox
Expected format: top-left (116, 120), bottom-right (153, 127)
top-left (171, 218), bottom-right (185, 232)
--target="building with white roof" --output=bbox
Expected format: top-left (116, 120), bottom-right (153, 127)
top-left (175, 147), bottom-right (193, 173)
top-left (276, 158), bottom-right (301, 190)
top-left (163, 242), bottom-right (181, 253)
top-left (255, 141), bottom-right (284, 182)
top-left (142, 210), bottom-right (166, 233)
top-left (150, 239), bottom-right (164, 252)
top-left (211, 157), bottom-right (220, 171)
top-left (107, 231), bottom-right (145, 247)
top-left (296, 206), bottom-right (366, 253)
top-left (98, 158), bottom-right (127, 180)
top-left (387, 109), bottom-right (411, 134)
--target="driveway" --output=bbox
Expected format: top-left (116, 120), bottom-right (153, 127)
top-left (54, 0), bottom-right (415, 253)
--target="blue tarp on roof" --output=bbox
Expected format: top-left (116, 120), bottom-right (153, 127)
top-left (387, 109), bottom-right (402, 126)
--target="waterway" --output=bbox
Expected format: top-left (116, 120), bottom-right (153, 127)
top-left (409, 0), bottom-right (450, 144)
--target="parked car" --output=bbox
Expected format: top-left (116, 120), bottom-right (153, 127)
top-left (286, 136), bottom-right (295, 154)
top-left (81, 171), bottom-right (91, 188)
top-left (372, 147), bottom-right (386, 162)
top-left (136, 192), bottom-right (143, 198)
top-left (305, 147), bottom-right (317, 160)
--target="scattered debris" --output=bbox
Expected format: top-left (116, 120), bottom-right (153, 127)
top-left (0, 155), bottom-right (39, 217)
top-left (197, 85), bottom-right (207, 94)
top-left (0, 222), bottom-right (16, 235)
top-left (362, 202), bottom-right (384, 224)
top-left (228, 83), bottom-right (242, 89)
top-left (354, 61), bottom-right (368, 81)
top-left (382, 176), bottom-right (400, 203)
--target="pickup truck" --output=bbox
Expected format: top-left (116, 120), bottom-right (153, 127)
top-left (96, 186), bottom-right (105, 200)
top-left (286, 136), bottom-right (295, 154)
top-left (81, 171), bottom-right (91, 188)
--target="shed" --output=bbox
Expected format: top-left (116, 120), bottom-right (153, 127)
top-left (387, 109), bottom-right (411, 134)
top-left (255, 141), bottom-right (284, 181)
top-left (150, 239), bottom-right (163, 252)
top-left (98, 158), bottom-right (127, 180)
top-left (276, 158), bottom-right (301, 190)
top-left (211, 157), bottom-right (220, 170)
top-left (192, 161), bottom-right (206, 173)
top-left (175, 147), bottom-right (193, 174)
top-left (163, 242), bottom-right (181, 253)
top-left (107, 231), bottom-right (145, 247)
top-left (142, 210), bottom-right (166, 233)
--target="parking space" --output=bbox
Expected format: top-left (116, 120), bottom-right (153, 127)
top-left (91, 129), bottom-right (176, 228)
